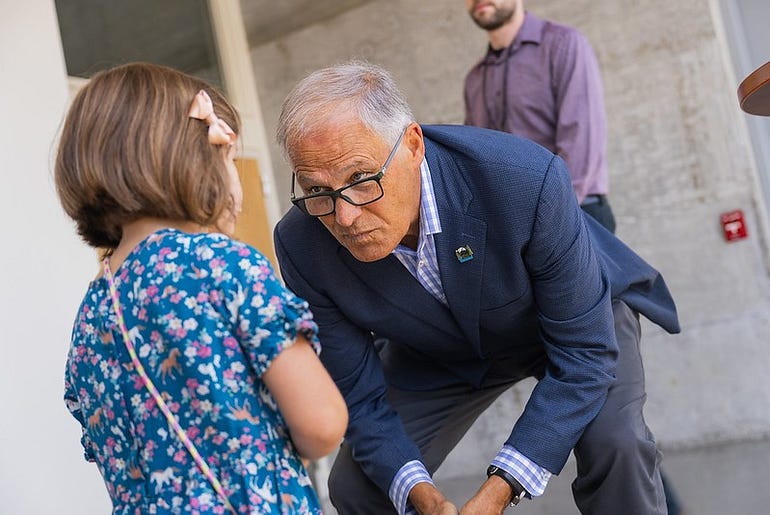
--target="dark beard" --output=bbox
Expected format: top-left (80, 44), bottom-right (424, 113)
top-left (470, 4), bottom-right (516, 31)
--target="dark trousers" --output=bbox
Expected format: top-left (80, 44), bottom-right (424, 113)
top-left (581, 194), bottom-right (616, 234)
top-left (328, 301), bottom-right (667, 514)
top-left (580, 194), bottom-right (682, 515)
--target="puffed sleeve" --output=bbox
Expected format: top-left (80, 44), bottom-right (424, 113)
top-left (218, 240), bottom-right (321, 378)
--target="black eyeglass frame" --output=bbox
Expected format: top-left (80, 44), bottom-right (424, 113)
top-left (290, 126), bottom-right (408, 217)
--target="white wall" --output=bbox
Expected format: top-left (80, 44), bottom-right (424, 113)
top-left (0, 0), bottom-right (111, 512)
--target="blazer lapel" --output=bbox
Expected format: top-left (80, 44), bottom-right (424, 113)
top-left (338, 249), bottom-right (463, 336)
top-left (424, 134), bottom-right (487, 351)
top-left (435, 210), bottom-right (486, 351)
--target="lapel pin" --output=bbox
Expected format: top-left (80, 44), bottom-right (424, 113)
top-left (455, 245), bottom-right (474, 263)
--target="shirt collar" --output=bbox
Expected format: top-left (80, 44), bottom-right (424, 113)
top-left (418, 157), bottom-right (442, 237)
top-left (392, 157), bottom-right (441, 256)
top-left (484, 12), bottom-right (545, 62)
top-left (517, 12), bottom-right (544, 45)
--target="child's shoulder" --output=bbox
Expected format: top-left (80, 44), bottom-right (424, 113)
top-left (144, 229), bottom-right (274, 277)
top-left (192, 232), bottom-right (275, 273)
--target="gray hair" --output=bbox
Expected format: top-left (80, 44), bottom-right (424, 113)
top-left (276, 61), bottom-right (415, 164)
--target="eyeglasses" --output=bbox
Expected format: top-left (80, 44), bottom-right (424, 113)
top-left (290, 127), bottom-right (407, 217)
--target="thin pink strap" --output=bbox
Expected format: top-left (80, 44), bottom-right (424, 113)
top-left (103, 258), bottom-right (236, 514)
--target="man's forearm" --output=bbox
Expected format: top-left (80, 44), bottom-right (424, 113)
top-left (408, 482), bottom-right (458, 515)
top-left (460, 475), bottom-right (516, 515)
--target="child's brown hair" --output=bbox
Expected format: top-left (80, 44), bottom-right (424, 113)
top-left (55, 62), bottom-right (241, 248)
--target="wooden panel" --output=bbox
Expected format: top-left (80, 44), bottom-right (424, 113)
top-left (234, 157), bottom-right (278, 268)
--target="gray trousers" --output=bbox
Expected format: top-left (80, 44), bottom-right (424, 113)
top-left (328, 301), bottom-right (667, 514)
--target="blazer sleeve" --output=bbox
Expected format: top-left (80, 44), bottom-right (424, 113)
top-left (507, 154), bottom-right (619, 474)
top-left (273, 223), bottom-right (423, 494)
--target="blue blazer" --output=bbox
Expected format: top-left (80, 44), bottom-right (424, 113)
top-left (274, 124), bottom-right (679, 494)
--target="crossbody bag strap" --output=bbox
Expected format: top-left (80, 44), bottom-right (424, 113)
top-left (103, 258), bottom-right (236, 514)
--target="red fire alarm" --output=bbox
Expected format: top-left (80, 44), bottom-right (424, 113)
top-left (720, 210), bottom-right (748, 242)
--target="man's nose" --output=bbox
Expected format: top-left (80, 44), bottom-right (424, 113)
top-left (334, 199), bottom-right (362, 227)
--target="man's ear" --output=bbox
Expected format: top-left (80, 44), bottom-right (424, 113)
top-left (403, 122), bottom-right (425, 166)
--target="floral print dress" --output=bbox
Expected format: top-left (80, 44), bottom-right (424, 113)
top-left (64, 229), bottom-right (324, 514)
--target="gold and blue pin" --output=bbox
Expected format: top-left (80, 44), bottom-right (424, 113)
top-left (455, 245), bottom-right (474, 263)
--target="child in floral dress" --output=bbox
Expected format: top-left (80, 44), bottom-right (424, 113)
top-left (55, 62), bottom-right (347, 514)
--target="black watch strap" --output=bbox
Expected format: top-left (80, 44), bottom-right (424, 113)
top-left (486, 465), bottom-right (527, 506)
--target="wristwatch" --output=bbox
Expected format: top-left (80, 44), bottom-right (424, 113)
top-left (486, 465), bottom-right (527, 506)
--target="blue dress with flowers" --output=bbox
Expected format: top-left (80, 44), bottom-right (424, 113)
top-left (64, 229), bottom-right (323, 514)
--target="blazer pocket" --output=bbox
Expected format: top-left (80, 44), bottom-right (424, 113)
top-left (479, 287), bottom-right (535, 337)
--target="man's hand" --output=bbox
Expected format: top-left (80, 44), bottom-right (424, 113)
top-left (460, 475), bottom-right (513, 515)
top-left (409, 482), bottom-right (459, 514)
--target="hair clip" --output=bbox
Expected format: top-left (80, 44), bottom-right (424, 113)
top-left (188, 90), bottom-right (236, 145)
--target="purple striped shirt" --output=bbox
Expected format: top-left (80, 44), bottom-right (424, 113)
top-left (464, 12), bottom-right (608, 203)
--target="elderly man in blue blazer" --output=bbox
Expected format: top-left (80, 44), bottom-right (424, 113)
top-left (274, 61), bottom-right (679, 515)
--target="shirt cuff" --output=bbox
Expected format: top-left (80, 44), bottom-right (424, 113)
top-left (491, 445), bottom-right (552, 497)
top-left (389, 460), bottom-right (434, 515)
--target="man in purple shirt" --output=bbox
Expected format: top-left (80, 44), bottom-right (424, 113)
top-left (463, 0), bottom-right (616, 233)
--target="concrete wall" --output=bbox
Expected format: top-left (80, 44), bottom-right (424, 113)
top-left (0, 0), bottom-right (112, 512)
top-left (249, 0), bottom-right (770, 483)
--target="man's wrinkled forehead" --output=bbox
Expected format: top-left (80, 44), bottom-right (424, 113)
top-left (288, 118), bottom-right (382, 170)
top-left (286, 108), bottom-right (361, 161)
